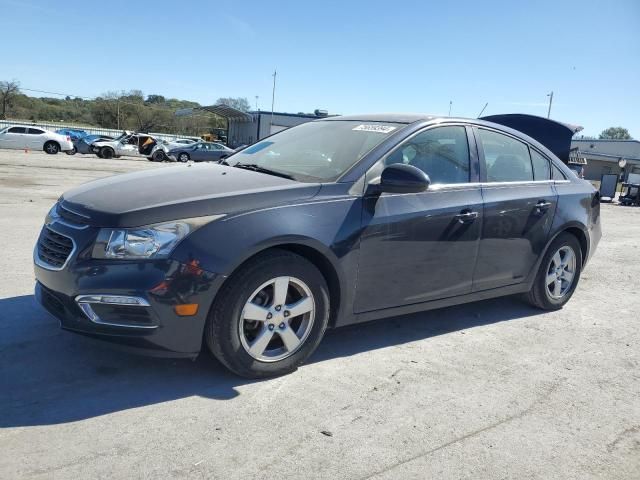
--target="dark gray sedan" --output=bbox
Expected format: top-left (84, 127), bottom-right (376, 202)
top-left (167, 142), bottom-right (234, 162)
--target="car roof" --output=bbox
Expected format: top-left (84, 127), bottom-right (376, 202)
top-left (322, 113), bottom-right (438, 124)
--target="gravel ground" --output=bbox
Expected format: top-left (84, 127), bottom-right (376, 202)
top-left (0, 150), bottom-right (638, 479)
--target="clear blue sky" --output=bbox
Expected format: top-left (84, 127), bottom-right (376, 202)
top-left (2, 0), bottom-right (639, 137)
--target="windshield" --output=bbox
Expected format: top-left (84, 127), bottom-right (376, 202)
top-left (230, 120), bottom-right (404, 182)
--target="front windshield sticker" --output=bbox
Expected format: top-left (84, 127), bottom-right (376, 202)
top-left (243, 141), bottom-right (274, 154)
top-left (352, 124), bottom-right (397, 134)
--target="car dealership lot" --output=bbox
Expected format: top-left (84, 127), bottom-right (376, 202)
top-left (0, 150), bottom-right (638, 479)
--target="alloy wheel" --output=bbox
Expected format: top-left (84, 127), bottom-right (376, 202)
top-left (545, 246), bottom-right (576, 299)
top-left (239, 276), bottom-right (315, 362)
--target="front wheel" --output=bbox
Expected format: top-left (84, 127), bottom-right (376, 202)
top-left (525, 233), bottom-right (582, 310)
top-left (178, 152), bottom-right (190, 163)
top-left (205, 250), bottom-right (330, 378)
top-left (100, 147), bottom-right (114, 159)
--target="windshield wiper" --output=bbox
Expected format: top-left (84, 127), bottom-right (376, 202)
top-left (233, 163), bottom-right (295, 180)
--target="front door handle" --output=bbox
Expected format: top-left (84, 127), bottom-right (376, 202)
top-left (536, 200), bottom-right (552, 213)
top-left (455, 210), bottom-right (479, 224)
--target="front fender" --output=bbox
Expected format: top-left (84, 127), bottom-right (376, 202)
top-left (170, 196), bottom-right (364, 317)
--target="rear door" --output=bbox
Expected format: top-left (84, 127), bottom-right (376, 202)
top-left (472, 127), bottom-right (558, 291)
top-left (355, 125), bottom-right (483, 312)
top-left (26, 128), bottom-right (46, 149)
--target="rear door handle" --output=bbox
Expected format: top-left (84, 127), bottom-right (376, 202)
top-left (455, 210), bottom-right (479, 223)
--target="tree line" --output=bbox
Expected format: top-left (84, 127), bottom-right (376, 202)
top-left (0, 80), bottom-right (252, 136)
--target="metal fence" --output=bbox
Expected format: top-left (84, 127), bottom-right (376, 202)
top-left (0, 119), bottom-right (199, 142)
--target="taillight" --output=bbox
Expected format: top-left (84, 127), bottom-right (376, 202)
top-left (67, 136), bottom-right (71, 142)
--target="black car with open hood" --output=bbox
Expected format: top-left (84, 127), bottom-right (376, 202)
top-left (34, 113), bottom-right (601, 378)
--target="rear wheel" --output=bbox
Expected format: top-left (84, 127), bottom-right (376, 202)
top-left (205, 250), bottom-right (330, 378)
top-left (178, 152), bottom-right (190, 162)
top-left (525, 233), bottom-right (582, 310)
top-left (44, 141), bottom-right (60, 155)
top-left (65, 146), bottom-right (77, 155)
top-left (100, 147), bottom-right (114, 159)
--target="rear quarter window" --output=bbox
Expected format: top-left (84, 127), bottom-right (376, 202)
top-left (531, 149), bottom-right (551, 180)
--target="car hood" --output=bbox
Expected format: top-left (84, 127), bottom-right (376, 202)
top-left (91, 140), bottom-right (116, 147)
top-left (60, 163), bottom-right (321, 228)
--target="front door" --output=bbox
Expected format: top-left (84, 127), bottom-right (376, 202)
top-left (355, 125), bottom-right (482, 313)
top-left (472, 127), bottom-right (558, 291)
top-left (0, 126), bottom-right (28, 149)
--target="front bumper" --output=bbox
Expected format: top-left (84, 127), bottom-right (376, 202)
top-left (34, 224), bottom-right (225, 357)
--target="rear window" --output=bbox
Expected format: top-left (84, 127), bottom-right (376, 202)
top-left (8, 127), bottom-right (27, 134)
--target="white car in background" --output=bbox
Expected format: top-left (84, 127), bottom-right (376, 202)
top-left (0, 125), bottom-right (74, 154)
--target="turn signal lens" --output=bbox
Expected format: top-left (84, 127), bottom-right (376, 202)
top-left (174, 304), bottom-right (199, 316)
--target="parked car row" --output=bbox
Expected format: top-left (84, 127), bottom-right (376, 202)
top-left (89, 131), bottom-right (201, 162)
top-left (0, 124), bottom-right (232, 162)
top-left (0, 125), bottom-right (74, 154)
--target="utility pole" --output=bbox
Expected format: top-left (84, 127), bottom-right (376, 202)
top-left (117, 99), bottom-right (120, 130)
top-left (547, 91), bottom-right (553, 119)
top-left (255, 95), bottom-right (259, 111)
top-left (448, 100), bottom-right (452, 116)
top-left (270, 70), bottom-right (277, 131)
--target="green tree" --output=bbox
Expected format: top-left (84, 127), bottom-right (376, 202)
top-left (599, 127), bottom-right (632, 140)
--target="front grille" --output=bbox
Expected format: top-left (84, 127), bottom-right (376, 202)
top-left (58, 204), bottom-right (89, 226)
top-left (37, 227), bottom-right (74, 268)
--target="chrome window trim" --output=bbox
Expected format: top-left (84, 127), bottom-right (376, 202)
top-left (33, 226), bottom-right (76, 271)
top-left (75, 295), bottom-right (158, 330)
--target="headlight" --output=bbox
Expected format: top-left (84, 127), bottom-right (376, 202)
top-left (91, 215), bottom-right (224, 260)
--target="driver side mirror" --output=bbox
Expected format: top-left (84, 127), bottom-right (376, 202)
top-left (374, 163), bottom-right (430, 194)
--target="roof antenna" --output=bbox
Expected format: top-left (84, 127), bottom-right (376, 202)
top-left (477, 102), bottom-right (488, 118)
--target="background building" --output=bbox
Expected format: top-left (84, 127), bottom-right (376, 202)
top-left (571, 139), bottom-right (640, 181)
top-left (198, 105), bottom-right (330, 148)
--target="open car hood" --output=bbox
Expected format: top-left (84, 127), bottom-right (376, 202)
top-left (481, 114), bottom-right (583, 164)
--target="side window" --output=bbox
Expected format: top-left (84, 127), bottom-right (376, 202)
top-left (531, 149), bottom-right (551, 180)
top-left (552, 164), bottom-right (567, 180)
top-left (8, 127), bottom-right (27, 134)
top-left (27, 128), bottom-right (44, 135)
top-left (384, 126), bottom-right (470, 184)
top-left (478, 129), bottom-right (533, 182)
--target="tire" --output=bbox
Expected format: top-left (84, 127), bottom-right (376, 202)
top-left (525, 233), bottom-right (582, 310)
top-left (101, 147), bottom-right (114, 159)
top-left (65, 146), bottom-right (77, 155)
top-left (178, 152), bottom-right (190, 163)
top-left (205, 249), bottom-right (330, 378)
top-left (153, 150), bottom-right (167, 162)
top-left (44, 141), bottom-right (60, 155)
